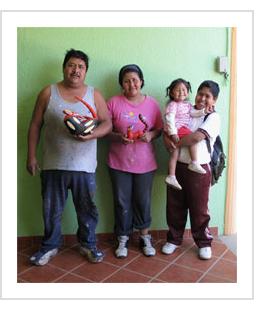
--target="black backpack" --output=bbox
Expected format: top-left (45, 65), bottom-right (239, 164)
top-left (204, 113), bottom-right (226, 186)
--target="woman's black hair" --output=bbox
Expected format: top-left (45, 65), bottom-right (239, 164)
top-left (118, 64), bottom-right (144, 88)
top-left (197, 80), bottom-right (220, 99)
top-left (166, 78), bottom-right (192, 101)
top-left (63, 49), bottom-right (89, 72)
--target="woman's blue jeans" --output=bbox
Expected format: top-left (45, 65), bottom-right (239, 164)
top-left (109, 168), bottom-right (155, 236)
top-left (40, 170), bottom-right (98, 251)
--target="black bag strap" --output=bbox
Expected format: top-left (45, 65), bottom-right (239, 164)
top-left (203, 112), bottom-right (214, 154)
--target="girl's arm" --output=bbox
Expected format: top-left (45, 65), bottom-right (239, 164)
top-left (165, 112), bottom-right (178, 135)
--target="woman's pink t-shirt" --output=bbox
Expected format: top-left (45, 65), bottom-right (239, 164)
top-left (107, 94), bottom-right (163, 173)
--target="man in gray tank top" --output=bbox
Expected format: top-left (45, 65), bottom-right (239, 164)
top-left (27, 49), bottom-right (112, 266)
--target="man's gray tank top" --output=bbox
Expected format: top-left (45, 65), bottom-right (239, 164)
top-left (42, 84), bottom-right (97, 173)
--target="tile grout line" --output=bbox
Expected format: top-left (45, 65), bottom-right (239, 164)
top-left (50, 260), bottom-right (92, 283)
top-left (196, 248), bottom-right (229, 283)
top-left (99, 253), bottom-right (143, 282)
top-left (148, 243), bottom-right (195, 283)
top-left (52, 269), bottom-right (96, 283)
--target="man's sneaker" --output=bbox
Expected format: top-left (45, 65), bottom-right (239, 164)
top-left (188, 162), bottom-right (206, 174)
top-left (80, 246), bottom-right (104, 263)
top-left (161, 242), bottom-right (178, 255)
top-left (29, 248), bottom-right (58, 266)
top-left (115, 235), bottom-right (129, 258)
top-left (140, 234), bottom-right (156, 257)
top-left (198, 247), bottom-right (212, 260)
top-left (165, 175), bottom-right (182, 190)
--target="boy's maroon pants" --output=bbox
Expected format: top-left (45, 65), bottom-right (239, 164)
top-left (166, 162), bottom-right (213, 248)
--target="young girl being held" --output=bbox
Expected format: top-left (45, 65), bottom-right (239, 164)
top-left (164, 78), bottom-right (207, 190)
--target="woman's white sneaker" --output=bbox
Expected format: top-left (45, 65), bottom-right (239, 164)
top-left (161, 242), bottom-right (178, 255)
top-left (115, 235), bottom-right (129, 258)
top-left (198, 247), bottom-right (212, 260)
top-left (140, 234), bottom-right (156, 256)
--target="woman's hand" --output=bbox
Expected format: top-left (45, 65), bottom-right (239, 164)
top-left (140, 131), bottom-right (152, 143)
top-left (122, 135), bottom-right (134, 144)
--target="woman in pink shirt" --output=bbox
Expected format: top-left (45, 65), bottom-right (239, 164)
top-left (107, 64), bottom-right (163, 258)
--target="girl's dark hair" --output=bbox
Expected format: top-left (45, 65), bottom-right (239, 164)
top-left (63, 49), bottom-right (89, 72)
top-left (197, 80), bottom-right (220, 99)
top-left (118, 64), bottom-right (144, 88)
top-left (166, 78), bottom-right (192, 101)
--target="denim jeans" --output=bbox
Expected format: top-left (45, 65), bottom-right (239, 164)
top-left (40, 170), bottom-right (98, 251)
top-left (109, 168), bottom-right (155, 236)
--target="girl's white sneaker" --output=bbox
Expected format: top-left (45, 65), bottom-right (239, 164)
top-left (188, 163), bottom-right (206, 174)
top-left (165, 175), bottom-right (182, 190)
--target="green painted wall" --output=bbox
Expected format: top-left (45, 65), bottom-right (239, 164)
top-left (17, 27), bottom-right (230, 236)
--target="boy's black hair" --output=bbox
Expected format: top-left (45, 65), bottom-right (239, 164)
top-left (118, 64), bottom-right (145, 88)
top-left (63, 49), bottom-right (89, 71)
top-left (166, 78), bottom-right (192, 101)
top-left (197, 80), bottom-right (220, 99)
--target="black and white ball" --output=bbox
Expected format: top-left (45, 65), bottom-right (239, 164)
top-left (64, 116), bottom-right (97, 136)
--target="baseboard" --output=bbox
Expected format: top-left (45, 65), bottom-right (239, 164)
top-left (17, 227), bottom-right (218, 251)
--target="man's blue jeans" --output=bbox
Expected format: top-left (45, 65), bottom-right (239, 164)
top-left (40, 170), bottom-right (98, 251)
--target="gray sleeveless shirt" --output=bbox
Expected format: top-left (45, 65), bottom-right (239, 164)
top-left (42, 84), bottom-right (97, 173)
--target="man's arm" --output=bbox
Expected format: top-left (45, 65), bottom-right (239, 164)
top-left (27, 86), bottom-right (50, 175)
top-left (77, 89), bottom-right (112, 141)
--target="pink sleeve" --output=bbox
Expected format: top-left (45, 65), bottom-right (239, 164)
top-left (107, 98), bottom-right (114, 119)
top-left (154, 101), bottom-right (163, 130)
top-left (165, 101), bottom-right (178, 114)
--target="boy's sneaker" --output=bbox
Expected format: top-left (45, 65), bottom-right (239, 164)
top-left (165, 175), bottom-right (182, 190)
top-left (29, 248), bottom-right (58, 266)
top-left (188, 162), bottom-right (206, 174)
top-left (161, 242), bottom-right (178, 255)
top-left (80, 246), bottom-right (104, 263)
top-left (140, 234), bottom-right (156, 257)
top-left (115, 235), bottom-right (129, 258)
top-left (198, 247), bottom-right (212, 260)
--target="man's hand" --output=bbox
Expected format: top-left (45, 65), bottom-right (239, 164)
top-left (27, 157), bottom-right (40, 176)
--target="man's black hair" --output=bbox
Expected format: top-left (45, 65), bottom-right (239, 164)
top-left (197, 80), bottom-right (220, 99)
top-left (63, 49), bottom-right (89, 71)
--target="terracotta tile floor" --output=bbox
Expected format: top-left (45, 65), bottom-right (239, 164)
top-left (17, 232), bottom-right (237, 283)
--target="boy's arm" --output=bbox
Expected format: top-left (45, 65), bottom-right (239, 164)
top-left (27, 86), bottom-right (50, 175)
top-left (177, 130), bottom-right (206, 147)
